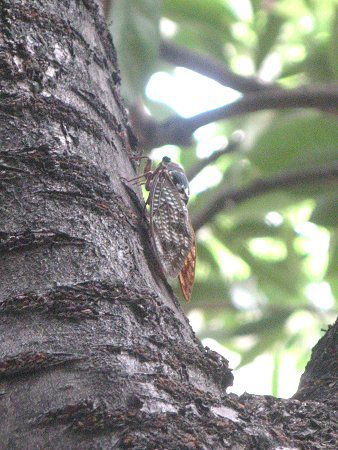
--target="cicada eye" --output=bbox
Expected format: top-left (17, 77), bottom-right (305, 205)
top-left (162, 156), bottom-right (171, 164)
top-left (171, 170), bottom-right (190, 202)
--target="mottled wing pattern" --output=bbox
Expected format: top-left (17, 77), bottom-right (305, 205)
top-left (178, 227), bottom-right (196, 303)
top-left (150, 169), bottom-right (193, 278)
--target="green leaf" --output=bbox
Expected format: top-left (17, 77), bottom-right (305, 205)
top-left (228, 308), bottom-right (291, 337)
top-left (236, 327), bottom-right (286, 368)
top-left (272, 349), bottom-right (281, 397)
top-left (108, 0), bottom-right (161, 100)
top-left (171, 25), bottom-right (226, 60)
top-left (212, 224), bottom-right (307, 296)
top-left (327, 276), bottom-right (338, 303)
top-left (305, 40), bottom-right (337, 82)
top-left (176, 278), bottom-right (231, 306)
top-left (311, 193), bottom-right (338, 228)
top-left (250, 0), bottom-right (263, 14)
top-left (162, 0), bottom-right (236, 60)
top-left (163, 0), bottom-right (235, 34)
top-left (328, 7), bottom-right (338, 79)
top-left (326, 232), bottom-right (337, 277)
top-left (248, 112), bottom-right (338, 174)
top-left (281, 39), bottom-right (336, 83)
top-left (220, 233), bottom-right (307, 302)
top-left (227, 219), bottom-right (282, 238)
top-left (195, 241), bottom-right (220, 271)
top-left (255, 12), bottom-right (285, 69)
top-left (246, 255), bottom-right (306, 302)
top-left (217, 191), bottom-right (295, 224)
top-left (179, 145), bottom-right (198, 171)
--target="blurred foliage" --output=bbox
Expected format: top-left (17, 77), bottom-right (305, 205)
top-left (108, 0), bottom-right (161, 100)
top-left (108, 0), bottom-right (337, 396)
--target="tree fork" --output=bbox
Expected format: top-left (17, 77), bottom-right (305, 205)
top-left (0, 1), bottom-right (336, 449)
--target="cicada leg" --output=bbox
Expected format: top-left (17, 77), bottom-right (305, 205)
top-left (121, 156), bottom-right (152, 182)
top-left (129, 156), bottom-right (154, 191)
top-left (124, 171), bottom-right (153, 185)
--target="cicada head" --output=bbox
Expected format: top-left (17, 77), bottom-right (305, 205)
top-left (160, 157), bottom-right (190, 204)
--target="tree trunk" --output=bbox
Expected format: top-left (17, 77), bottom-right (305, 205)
top-left (0, 1), bottom-right (336, 449)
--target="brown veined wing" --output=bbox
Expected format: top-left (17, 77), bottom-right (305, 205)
top-left (178, 228), bottom-right (196, 303)
top-left (149, 168), bottom-right (193, 278)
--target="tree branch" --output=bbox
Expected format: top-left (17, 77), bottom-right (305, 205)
top-left (192, 164), bottom-right (338, 231)
top-left (145, 85), bottom-right (338, 148)
top-left (160, 40), bottom-right (271, 93)
top-left (186, 132), bottom-right (243, 181)
top-left (136, 40), bottom-right (337, 150)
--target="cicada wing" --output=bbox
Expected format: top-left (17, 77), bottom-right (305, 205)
top-left (178, 227), bottom-right (196, 303)
top-left (150, 170), bottom-right (193, 278)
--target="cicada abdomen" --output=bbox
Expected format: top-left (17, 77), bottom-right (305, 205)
top-left (147, 156), bottom-right (196, 302)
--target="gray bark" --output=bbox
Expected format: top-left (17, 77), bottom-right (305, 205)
top-left (0, 1), bottom-right (336, 449)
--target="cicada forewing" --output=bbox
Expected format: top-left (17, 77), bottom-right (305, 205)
top-left (149, 169), bottom-right (193, 278)
top-left (178, 227), bottom-right (196, 303)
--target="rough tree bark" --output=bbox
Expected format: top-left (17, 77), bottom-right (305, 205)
top-left (0, 1), bottom-right (336, 449)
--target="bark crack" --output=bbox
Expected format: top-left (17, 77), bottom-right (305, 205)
top-left (0, 351), bottom-right (84, 379)
top-left (0, 229), bottom-right (88, 254)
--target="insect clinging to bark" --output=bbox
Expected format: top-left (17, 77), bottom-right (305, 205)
top-left (128, 156), bottom-right (196, 302)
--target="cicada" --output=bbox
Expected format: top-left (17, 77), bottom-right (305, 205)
top-left (129, 156), bottom-right (196, 302)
